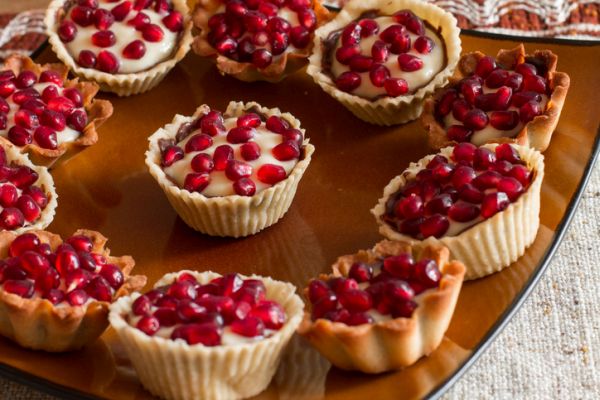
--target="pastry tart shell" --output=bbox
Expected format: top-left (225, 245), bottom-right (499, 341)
top-left (191, 0), bottom-right (330, 82)
top-left (0, 229), bottom-right (146, 352)
top-left (421, 44), bottom-right (570, 151)
top-left (1, 142), bottom-right (58, 233)
top-left (145, 101), bottom-right (315, 238)
top-left (45, 0), bottom-right (194, 97)
top-left (297, 240), bottom-right (465, 373)
top-left (0, 55), bottom-right (113, 168)
top-left (371, 143), bottom-right (545, 280)
top-left (109, 270), bottom-right (304, 400)
top-left (306, 0), bottom-right (462, 126)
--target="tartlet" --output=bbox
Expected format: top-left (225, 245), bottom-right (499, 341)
top-left (421, 44), bottom-right (570, 151)
top-left (0, 229), bottom-right (146, 352)
top-left (45, 0), bottom-right (194, 96)
top-left (109, 270), bottom-right (304, 400)
top-left (372, 142), bottom-right (544, 279)
top-left (192, 0), bottom-right (330, 82)
top-left (145, 100), bottom-right (314, 237)
top-left (298, 240), bottom-right (465, 373)
top-left (0, 55), bottom-right (112, 168)
top-left (0, 142), bottom-right (57, 233)
top-left (307, 0), bottom-right (461, 125)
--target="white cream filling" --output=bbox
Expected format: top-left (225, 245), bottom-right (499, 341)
top-left (330, 17), bottom-right (444, 99)
top-left (64, 0), bottom-right (179, 74)
top-left (443, 85), bottom-right (549, 146)
top-left (0, 82), bottom-right (83, 145)
top-left (164, 117), bottom-right (299, 197)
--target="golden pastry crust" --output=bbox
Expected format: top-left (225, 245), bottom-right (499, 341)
top-left (422, 44), bottom-right (570, 151)
top-left (0, 229), bottom-right (146, 352)
top-left (45, 0), bottom-right (194, 96)
top-left (109, 270), bottom-right (304, 400)
top-left (371, 143), bottom-right (545, 280)
top-left (297, 240), bottom-right (465, 373)
top-left (145, 101), bottom-right (315, 237)
top-left (0, 55), bottom-right (113, 168)
top-left (191, 0), bottom-right (330, 82)
top-left (307, 0), bottom-right (462, 126)
top-left (1, 142), bottom-right (57, 233)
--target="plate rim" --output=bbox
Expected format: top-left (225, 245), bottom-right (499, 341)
top-left (1, 36), bottom-right (600, 400)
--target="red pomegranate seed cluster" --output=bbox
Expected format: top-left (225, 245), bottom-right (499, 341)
top-left (0, 68), bottom-right (88, 150)
top-left (0, 147), bottom-right (49, 230)
top-left (333, 10), bottom-right (433, 96)
top-left (160, 110), bottom-right (303, 196)
top-left (206, 0), bottom-right (318, 68)
top-left (308, 253), bottom-right (442, 325)
top-left (0, 232), bottom-right (125, 305)
top-left (131, 273), bottom-right (286, 346)
top-left (434, 55), bottom-right (550, 142)
top-left (383, 143), bottom-right (533, 239)
top-left (58, 0), bottom-right (184, 73)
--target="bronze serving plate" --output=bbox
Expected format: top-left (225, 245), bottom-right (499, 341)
top-left (0, 32), bottom-right (599, 399)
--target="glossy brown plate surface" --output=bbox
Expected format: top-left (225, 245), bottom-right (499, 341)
top-left (1, 34), bottom-right (599, 399)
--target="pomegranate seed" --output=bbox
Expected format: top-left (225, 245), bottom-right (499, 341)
top-left (65, 269), bottom-right (92, 292)
top-left (161, 145), bottom-right (184, 167)
top-left (485, 69), bottom-right (509, 88)
top-left (63, 88), bottom-right (83, 107)
top-left (200, 112), bottom-right (225, 136)
top-left (78, 0), bottom-right (98, 8)
top-left (190, 154), bottom-right (214, 174)
top-left (196, 295), bottom-right (234, 316)
top-left (168, 280), bottom-right (198, 300)
top-left (225, 160), bottom-right (252, 181)
top-left (0, 184), bottom-right (18, 208)
top-left (452, 99), bottom-right (471, 121)
top-left (389, 33), bottom-right (411, 54)
top-left (522, 74), bottom-right (547, 93)
top-left (337, 289), bottom-right (372, 313)
top-left (244, 11), bottom-right (267, 32)
top-left (0, 71), bottom-right (14, 81)
top-left (335, 45), bottom-right (360, 64)
top-left (463, 109), bottom-right (489, 130)
top-left (71, 6), bottom-right (93, 26)
top-left (490, 110), bottom-right (519, 130)
top-left (0, 98), bottom-right (8, 114)
top-left (391, 300), bottom-right (417, 318)
top-left (379, 24), bottom-right (405, 43)
top-left (183, 173), bottom-right (210, 193)
top-left (287, 0), bottom-right (310, 10)
top-left (495, 143), bottom-right (521, 163)
top-left (171, 322), bottom-right (222, 346)
top-left (452, 142), bottom-right (477, 162)
top-left (498, 177), bottom-right (524, 201)
top-left (215, 37), bottom-right (237, 55)
top-left (510, 165), bottom-right (532, 186)
top-left (515, 62), bottom-right (537, 76)
top-left (251, 301), bottom-right (286, 329)
top-left (19, 250), bottom-right (50, 278)
top-left (86, 276), bottom-right (113, 301)
top-left (436, 89), bottom-right (458, 117)
top-left (8, 126), bottom-right (32, 146)
top-left (163, 11), bottom-right (183, 32)
top-left (447, 124), bottom-right (472, 142)
top-left (67, 235), bottom-right (93, 252)
top-left (55, 250), bottom-right (80, 277)
top-left (298, 9), bottom-right (316, 30)
top-left (96, 50), bottom-right (120, 73)
top-left (359, 18), bottom-right (379, 36)
top-left (329, 277), bottom-right (358, 294)
top-left (270, 32), bottom-right (289, 55)
top-left (17, 195), bottom-right (41, 222)
top-left (473, 170), bottom-right (501, 191)
top-left (397, 54), bottom-right (423, 72)
top-left (520, 101), bottom-right (542, 123)
top-left (185, 134), bottom-right (212, 153)
top-left (9, 233), bottom-right (39, 256)
top-left (111, 1), bottom-right (132, 21)
top-left (43, 289), bottom-right (64, 304)
top-left (257, 164), bottom-right (286, 184)
top-left (67, 289), bottom-right (89, 305)
top-left (451, 165), bottom-right (476, 188)
top-left (58, 20), bottom-right (77, 42)
top-left (227, 127), bottom-right (255, 144)
top-left (322, 308), bottom-right (350, 323)
top-left (347, 55), bottom-right (372, 73)
top-left (460, 78), bottom-right (482, 104)
top-left (128, 12), bottom-right (150, 29)
top-left (11, 89), bottom-right (38, 105)
top-left (213, 144), bottom-right (234, 170)
top-left (15, 109), bottom-right (39, 129)
top-left (23, 186), bottom-right (47, 209)
top-left (431, 163), bottom-right (454, 182)
top-left (290, 26), bottom-right (310, 48)
top-left (78, 50), bottom-right (97, 68)
top-left (419, 214), bottom-right (449, 238)
top-left (240, 142), bottom-right (261, 161)
top-left (282, 128), bottom-right (303, 146)
top-left (383, 280), bottom-right (414, 304)
top-left (92, 9), bottom-right (114, 31)
top-left (348, 262), bottom-right (373, 282)
top-left (341, 23), bottom-right (361, 46)
top-left (370, 40), bottom-right (389, 63)
top-left (122, 40), bottom-right (146, 59)
top-left (383, 254), bottom-right (413, 279)
top-left (3, 280), bottom-right (34, 298)
top-left (153, 307), bottom-right (178, 326)
top-left (308, 280), bottom-right (330, 303)
top-left (237, 113), bottom-right (261, 128)
top-left (137, 316), bottom-right (160, 336)
top-left (405, 15), bottom-right (425, 34)
top-left (425, 193), bottom-right (453, 215)
top-left (368, 64), bottom-right (390, 87)
top-left (475, 56), bottom-right (496, 78)
top-left (132, 295), bottom-right (151, 316)
top-left (175, 300), bottom-right (207, 322)
top-left (15, 71), bottom-right (36, 89)
top-left (99, 264), bottom-right (124, 290)
top-left (481, 192), bottom-right (510, 218)
top-left (230, 316), bottom-right (264, 337)
top-left (384, 78), bottom-right (408, 96)
top-left (448, 201), bottom-right (480, 223)
top-left (414, 36), bottom-right (434, 54)
top-left (427, 155), bottom-right (448, 169)
top-left (141, 23), bottom-right (164, 42)
top-left (512, 91), bottom-right (542, 107)
top-left (505, 73), bottom-right (523, 90)
top-left (10, 166), bottom-right (38, 189)
top-left (22, 99), bottom-right (46, 116)
top-left (394, 195), bottom-right (423, 219)
top-left (233, 177), bottom-right (256, 196)
top-left (265, 115), bottom-right (289, 133)
top-left (272, 140), bottom-right (300, 161)
top-left (67, 109), bottom-right (88, 131)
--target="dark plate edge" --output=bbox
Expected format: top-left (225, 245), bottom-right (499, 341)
top-left (426, 125), bottom-right (600, 399)
top-left (0, 34), bottom-right (598, 400)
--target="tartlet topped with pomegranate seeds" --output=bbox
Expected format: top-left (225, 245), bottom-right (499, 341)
top-left (0, 143), bottom-right (57, 233)
top-left (146, 101), bottom-right (314, 237)
top-left (372, 142), bottom-right (544, 279)
top-left (0, 229), bottom-right (146, 352)
top-left (192, 0), bottom-right (330, 82)
top-left (421, 44), bottom-right (570, 151)
top-left (109, 270), bottom-right (304, 400)
top-left (45, 0), bottom-right (194, 96)
top-left (0, 55), bottom-right (112, 167)
top-left (298, 240), bottom-right (465, 373)
top-left (307, 0), bottom-right (461, 125)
